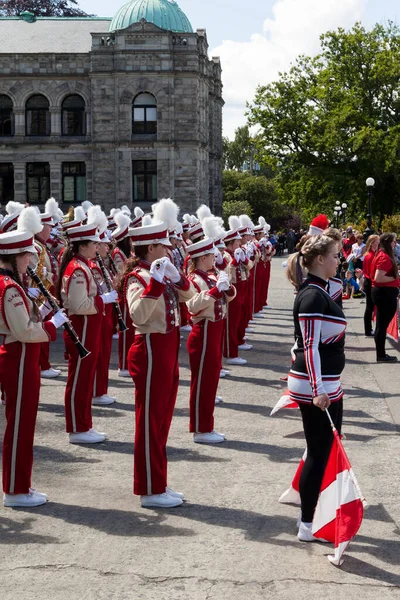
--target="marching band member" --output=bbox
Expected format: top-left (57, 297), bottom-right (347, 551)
top-left (0, 201), bottom-right (25, 234)
top-left (1, 208), bottom-right (68, 507)
top-left (87, 206), bottom-right (117, 406)
top-left (124, 204), bottom-right (195, 508)
top-left (223, 217), bottom-right (251, 366)
top-left (286, 234), bottom-right (345, 542)
top-left (112, 211), bottom-right (135, 377)
top-left (186, 236), bottom-right (236, 443)
top-left (58, 222), bottom-right (118, 444)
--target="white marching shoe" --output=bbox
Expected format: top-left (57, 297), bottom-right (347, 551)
top-left (180, 325), bottom-right (192, 333)
top-left (118, 369), bottom-right (130, 378)
top-left (3, 490), bottom-right (48, 508)
top-left (297, 521), bottom-right (330, 543)
top-left (215, 396), bottom-right (223, 404)
top-left (225, 357), bottom-right (247, 366)
top-left (92, 394), bottom-right (116, 405)
top-left (140, 493), bottom-right (183, 508)
top-left (166, 486), bottom-right (185, 499)
top-left (253, 313), bottom-right (265, 319)
top-left (193, 431), bottom-right (225, 444)
top-left (220, 368), bottom-right (230, 377)
top-left (238, 343), bottom-right (253, 351)
top-left (69, 430), bottom-right (106, 444)
top-left (41, 368), bottom-right (61, 379)
top-left (245, 327), bottom-right (255, 333)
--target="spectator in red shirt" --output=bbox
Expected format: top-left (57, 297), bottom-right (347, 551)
top-left (342, 227), bottom-right (356, 260)
top-left (362, 235), bottom-right (380, 336)
top-left (371, 233), bottom-right (400, 362)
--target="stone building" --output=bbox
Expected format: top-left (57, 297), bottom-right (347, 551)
top-left (0, 0), bottom-right (223, 214)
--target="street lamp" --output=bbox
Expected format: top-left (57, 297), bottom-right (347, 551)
top-left (334, 206), bottom-right (341, 228)
top-left (341, 203), bottom-right (347, 225)
top-left (364, 177), bottom-right (375, 242)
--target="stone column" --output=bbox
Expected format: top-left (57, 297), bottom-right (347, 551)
top-left (50, 163), bottom-right (62, 201)
top-left (13, 108), bottom-right (25, 138)
top-left (13, 162), bottom-right (26, 203)
top-left (50, 108), bottom-right (61, 136)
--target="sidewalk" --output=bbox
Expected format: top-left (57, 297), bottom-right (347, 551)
top-left (0, 258), bottom-right (399, 599)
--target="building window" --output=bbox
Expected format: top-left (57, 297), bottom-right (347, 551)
top-left (25, 94), bottom-right (50, 136)
top-left (0, 95), bottom-right (14, 136)
top-left (62, 162), bottom-right (87, 203)
top-left (0, 163), bottom-right (14, 202)
top-left (62, 95), bottom-right (86, 136)
top-left (132, 93), bottom-right (157, 134)
top-left (133, 160), bottom-right (157, 202)
top-left (26, 163), bottom-right (50, 203)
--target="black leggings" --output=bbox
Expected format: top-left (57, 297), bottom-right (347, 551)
top-left (371, 286), bottom-right (398, 359)
top-left (363, 278), bottom-right (374, 335)
top-left (298, 399), bottom-right (343, 523)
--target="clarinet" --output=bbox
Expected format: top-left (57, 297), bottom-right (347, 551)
top-left (96, 253), bottom-right (128, 333)
top-left (107, 251), bottom-right (119, 277)
top-left (27, 267), bottom-right (90, 359)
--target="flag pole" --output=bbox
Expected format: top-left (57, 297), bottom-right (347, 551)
top-left (325, 408), bottom-right (368, 508)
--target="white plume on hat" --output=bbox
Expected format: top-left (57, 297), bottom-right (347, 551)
top-left (110, 208), bottom-right (120, 218)
top-left (203, 216), bottom-right (221, 240)
top-left (142, 214), bottom-right (152, 226)
top-left (74, 206), bottom-right (86, 222)
top-left (45, 197), bottom-right (59, 217)
top-left (239, 214), bottom-right (254, 230)
top-left (120, 205), bottom-right (132, 217)
top-left (114, 211), bottom-right (131, 230)
top-left (175, 221), bottom-right (183, 235)
top-left (87, 205), bottom-right (108, 234)
top-left (6, 201), bottom-right (25, 216)
top-left (182, 214), bottom-right (191, 225)
top-left (55, 208), bottom-right (64, 224)
top-left (134, 207), bottom-right (144, 219)
top-left (152, 198), bottom-right (179, 231)
top-left (81, 201), bottom-right (93, 214)
top-left (17, 207), bottom-right (43, 235)
top-left (258, 216), bottom-right (266, 227)
top-left (229, 215), bottom-right (241, 231)
top-left (196, 204), bottom-right (212, 223)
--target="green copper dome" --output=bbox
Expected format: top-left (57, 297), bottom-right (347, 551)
top-left (109, 0), bottom-right (193, 33)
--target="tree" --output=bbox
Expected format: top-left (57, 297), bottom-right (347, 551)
top-left (0, 0), bottom-right (90, 16)
top-left (222, 170), bottom-right (279, 221)
top-left (222, 200), bottom-right (253, 228)
top-left (222, 125), bottom-right (258, 171)
top-left (248, 22), bottom-right (400, 223)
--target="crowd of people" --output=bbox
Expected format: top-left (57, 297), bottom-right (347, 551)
top-left (0, 199), bottom-right (274, 509)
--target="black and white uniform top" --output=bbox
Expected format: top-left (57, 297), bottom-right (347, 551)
top-left (288, 274), bottom-right (347, 404)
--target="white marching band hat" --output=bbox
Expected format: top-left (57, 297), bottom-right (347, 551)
top-left (129, 221), bottom-right (172, 247)
top-left (187, 237), bottom-right (215, 259)
top-left (0, 231), bottom-right (37, 255)
top-left (67, 223), bottom-right (101, 243)
top-left (223, 229), bottom-right (241, 243)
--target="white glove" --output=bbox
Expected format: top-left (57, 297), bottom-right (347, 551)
top-left (28, 287), bottom-right (41, 299)
top-left (246, 246), bottom-right (253, 259)
top-left (215, 251), bottom-right (223, 265)
top-left (50, 309), bottom-right (69, 329)
top-left (150, 257), bottom-right (169, 283)
top-left (234, 248), bottom-right (245, 262)
top-left (216, 272), bottom-right (230, 292)
top-left (39, 301), bottom-right (53, 319)
top-left (100, 290), bottom-right (118, 304)
top-left (164, 260), bottom-right (181, 283)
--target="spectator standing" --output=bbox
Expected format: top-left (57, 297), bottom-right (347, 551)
top-left (362, 235), bottom-right (379, 337)
top-left (371, 233), bottom-right (400, 362)
top-left (352, 234), bottom-right (366, 270)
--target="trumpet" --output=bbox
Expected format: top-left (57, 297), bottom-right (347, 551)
top-left (96, 253), bottom-right (128, 333)
top-left (27, 267), bottom-right (90, 359)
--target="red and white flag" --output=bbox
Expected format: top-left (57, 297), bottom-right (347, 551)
top-left (270, 391), bottom-right (299, 415)
top-left (312, 428), bottom-right (366, 566)
top-left (278, 449), bottom-right (306, 505)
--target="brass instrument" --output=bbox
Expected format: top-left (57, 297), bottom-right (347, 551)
top-left (32, 243), bottom-right (53, 299)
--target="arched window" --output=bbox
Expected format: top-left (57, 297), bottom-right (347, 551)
top-left (0, 95), bottom-right (14, 136)
top-left (26, 94), bottom-right (50, 136)
top-left (62, 94), bottom-right (86, 136)
top-left (132, 93), bottom-right (157, 134)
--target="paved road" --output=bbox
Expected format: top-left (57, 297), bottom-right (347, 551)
top-left (1, 258), bottom-right (399, 599)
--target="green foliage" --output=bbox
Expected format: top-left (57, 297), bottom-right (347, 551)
top-left (222, 170), bottom-right (278, 222)
top-left (222, 125), bottom-right (259, 171)
top-left (381, 214), bottom-right (400, 234)
top-left (247, 22), bottom-right (400, 222)
top-left (0, 0), bottom-right (90, 16)
top-left (222, 200), bottom-right (253, 227)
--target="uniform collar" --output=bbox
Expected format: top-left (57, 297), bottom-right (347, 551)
top-left (306, 273), bottom-right (329, 289)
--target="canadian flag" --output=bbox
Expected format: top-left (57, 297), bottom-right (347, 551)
top-left (278, 449), bottom-right (306, 505)
top-left (312, 427), bottom-right (366, 566)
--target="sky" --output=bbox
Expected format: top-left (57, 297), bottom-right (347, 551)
top-left (78, 0), bottom-right (400, 138)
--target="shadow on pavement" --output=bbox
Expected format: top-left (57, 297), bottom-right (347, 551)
top-left (0, 515), bottom-right (60, 545)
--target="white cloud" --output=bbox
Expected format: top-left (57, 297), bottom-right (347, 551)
top-left (211, 0), bottom-right (366, 138)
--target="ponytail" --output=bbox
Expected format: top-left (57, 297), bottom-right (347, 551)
top-left (115, 244), bottom-right (150, 295)
top-left (56, 241), bottom-right (90, 303)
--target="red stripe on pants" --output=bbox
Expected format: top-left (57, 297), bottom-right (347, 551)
top-left (187, 319), bottom-right (224, 432)
top-left (64, 312), bottom-right (102, 433)
top-left (128, 329), bottom-right (180, 496)
top-left (223, 285), bottom-right (244, 358)
top-left (0, 341), bottom-right (41, 494)
top-left (94, 304), bottom-right (114, 398)
top-left (118, 301), bottom-right (135, 371)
